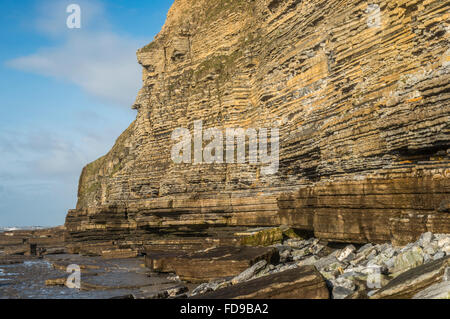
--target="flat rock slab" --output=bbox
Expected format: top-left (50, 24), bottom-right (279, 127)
top-left (412, 281), bottom-right (450, 299)
top-left (191, 266), bottom-right (329, 299)
top-left (0, 255), bottom-right (35, 265)
top-left (81, 271), bottom-right (173, 290)
top-left (45, 254), bottom-right (147, 274)
top-left (145, 246), bottom-right (279, 283)
top-left (371, 256), bottom-right (450, 299)
top-left (101, 249), bottom-right (138, 259)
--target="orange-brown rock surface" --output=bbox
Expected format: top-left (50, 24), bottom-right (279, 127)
top-left (65, 0), bottom-right (450, 253)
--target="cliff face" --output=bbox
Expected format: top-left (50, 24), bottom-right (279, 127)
top-left (65, 0), bottom-right (450, 252)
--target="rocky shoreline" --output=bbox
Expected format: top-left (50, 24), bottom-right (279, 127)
top-left (58, 0), bottom-right (449, 300)
top-left (190, 231), bottom-right (450, 299)
top-left (1, 227), bottom-right (448, 299)
top-left (1, 0), bottom-right (449, 301)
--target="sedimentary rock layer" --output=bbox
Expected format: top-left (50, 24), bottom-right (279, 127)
top-left (191, 266), bottom-right (330, 299)
top-left (0, 227), bottom-right (65, 256)
top-left (65, 0), bottom-right (450, 251)
top-left (280, 174), bottom-right (450, 245)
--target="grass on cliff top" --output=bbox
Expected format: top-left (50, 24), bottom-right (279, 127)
top-left (193, 28), bottom-right (261, 81)
top-left (78, 121), bottom-right (135, 199)
top-left (203, 0), bottom-right (253, 23)
top-left (140, 41), bottom-right (158, 53)
top-left (193, 50), bottom-right (242, 83)
top-left (139, 0), bottom-right (253, 54)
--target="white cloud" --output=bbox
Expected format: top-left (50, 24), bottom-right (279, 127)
top-left (34, 0), bottom-right (108, 37)
top-left (0, 129), bottom-right (81, 181)
top-left (0, 109), bottom-right (133, 226)
top-left (0, 0), bottom-right (145, 226)
top-left (0, 123), bottom-right (128, 181)
top-left (6, 0), bottom-right (146, 107)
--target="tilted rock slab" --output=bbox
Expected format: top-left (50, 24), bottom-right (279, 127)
top-left (65, 0), bottom-right (450, 252)
top-left (371, 255), bottom-right (450, 299)
top-left (412, 281), bottom-right (450, 299)
top-left (191, 266), bottom-right (330, 299)
top-left (145, 246), bottom-right (279, 283)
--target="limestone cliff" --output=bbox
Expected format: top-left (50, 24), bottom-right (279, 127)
top-left (65, 0), bottom-right (450, 253)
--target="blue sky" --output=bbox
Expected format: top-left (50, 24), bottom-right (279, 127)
top-left (0, 0), bottom-right (174, 227)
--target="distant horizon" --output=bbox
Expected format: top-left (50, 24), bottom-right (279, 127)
top-left (0, 225), bottom-right (49, 230)
top-left (0, 0), bottom-right (174, 227)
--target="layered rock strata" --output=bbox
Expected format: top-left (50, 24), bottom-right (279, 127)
top-left (65, 0), bottom-right (450, 252)
top-left (0, 227), bottom-right (65, 257)
top-left (191, 266), bottom-right (330, 299)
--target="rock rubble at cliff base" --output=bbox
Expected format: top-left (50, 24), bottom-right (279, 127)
top-left (1, 227), bottom-right (449, 299)
top-left (188, 232), bottom-right (450, 299)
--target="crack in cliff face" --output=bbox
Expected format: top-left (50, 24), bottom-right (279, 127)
top-left (65, 0), bottom-right (450, 252)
